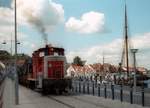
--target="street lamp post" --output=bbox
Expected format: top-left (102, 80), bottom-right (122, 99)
top-left (14, 0), bottom-right (19, 105)
top-left (130, 49), bottom-right (138, 91)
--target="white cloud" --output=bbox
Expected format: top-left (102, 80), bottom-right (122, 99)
top-left (15, 0), bottom-right (65, 44)
top-left (0, 8), bottom-right (14, 25)
top-left (65, 11), bottom-right (105, 34)
top-left (14, 0), bottom-right (64, 27)
top-left (0, 0), bottom-right (65, 53)
top-left (0, 0), bottom-right (65, 38)
top-left (131, 32), bottom-right (150, 49)
top-left (66, 42), bottom-right (121, 66)
top-left (0, 7), bottom-right (14, 42)
top-left (66, 32), bottom-right (150, 69)
top-left (0, 8), bottom-right (28, 44)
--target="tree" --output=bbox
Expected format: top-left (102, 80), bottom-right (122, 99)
top-left (72, 56), bottom-right (84, 66)
top-left (0, 50), bottom-right (11, 60)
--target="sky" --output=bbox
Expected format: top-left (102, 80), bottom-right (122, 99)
top-left (0, 0), bottom-right (150, 69)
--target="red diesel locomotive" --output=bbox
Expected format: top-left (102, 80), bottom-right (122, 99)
top-left (26, 45), bottom-right (72, 94)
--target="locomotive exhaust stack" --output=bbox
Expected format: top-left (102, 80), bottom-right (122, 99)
top-left (45, 45), bottom-right (49, 56)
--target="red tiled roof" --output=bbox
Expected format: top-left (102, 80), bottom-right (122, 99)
top-left (137, 67), bottom-right (147, 72)
top-left (71, 65), bottom-right (84, 73)
top-left (71, 64), bottom-right (95, 74)
top-left (91, 63), bottom-right (118, 73)
top-left (69, 64), bottom-right (147, 75)
top-left (122, 67), bottom-right (147, 74)
top-left (90, 63), bottom-right (102, 72)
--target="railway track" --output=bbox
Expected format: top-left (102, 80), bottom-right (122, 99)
top-left (47, 95), bottom-right (109, 108)
top-left (70, 96), bottom-right (109, 108)
top-left (48, 96), bottom-right (75, 108)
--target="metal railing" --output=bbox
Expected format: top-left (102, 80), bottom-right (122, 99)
top-left (72, 80), bottom-right (149, 107)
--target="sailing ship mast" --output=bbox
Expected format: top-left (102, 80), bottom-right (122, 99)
top-left (124, 4), bottom-right (129, 77)
top-left (121, 3), bottom-right (129, 77)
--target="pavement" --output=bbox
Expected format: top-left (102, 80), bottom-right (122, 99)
top-left (3, 78), bottom-right (150, 108)
top-left (3, 78), bottom-right (15, 108)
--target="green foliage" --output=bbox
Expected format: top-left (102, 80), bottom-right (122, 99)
top-left (72, 56), bottom-right (84, 66)
top-left (15, 53), bottom-right (30, 59)
top-left (0, 50), bottom-right (11, 60)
